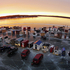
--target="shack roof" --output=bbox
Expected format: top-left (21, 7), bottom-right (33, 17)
top-left (34, 40), bottom-right (42, 45)
top-left (16, 37), bottom-right (24, 42)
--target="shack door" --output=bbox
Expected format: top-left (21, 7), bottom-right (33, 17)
top-left (35, 44), bottom-right (37, 49)
top-left (22, 43), bottom-right (24, 47)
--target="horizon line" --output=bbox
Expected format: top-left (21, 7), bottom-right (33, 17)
top-left (0, 14), bottom-right (70, 19)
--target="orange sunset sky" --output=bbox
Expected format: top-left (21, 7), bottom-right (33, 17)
top-left (0, 0), bottom-right (70, 17)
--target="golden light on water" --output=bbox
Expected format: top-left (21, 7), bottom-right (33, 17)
top-left (0, 17), bottom-right (70, 28)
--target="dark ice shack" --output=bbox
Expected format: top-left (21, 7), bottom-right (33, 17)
top-left (28, 41), bottom-right (34, 48)
top-left (15, 37), bottom-right (24, 47)
top-left (57, 32), bottom-right (62, 39)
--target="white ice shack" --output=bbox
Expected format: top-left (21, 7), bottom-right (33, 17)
top-left (46, 32), bottom-right (50, 37)
top-left (53, 46), bottom-right (61, 55)
top-left (52, 27), bottom-right (58, 32)
top-left (4, 36), bottom-right (11, 44)
top-left (19, 31), bottom-right (23, 36)
top-left (33, 32), bottom-right (37, 37)
top-left (62, 34), bottom-right (69, 39)
top-left (53, 47), bottom-right (59, 55)
top-left (7, 30), bottom-right (11, 34)
top-left (33, 40), bottom-right (42, 50)
top-left (48, 27), bottom-right (52, 31)
top-left (54, 33), bottom-right (58, 37)
top-left (42, 43), bottom-right (50, 52)
top-left (53, 50), bottom-right (61, 56)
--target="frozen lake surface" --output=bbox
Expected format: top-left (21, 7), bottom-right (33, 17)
top-left (0, 32), bottom-right (70, 70)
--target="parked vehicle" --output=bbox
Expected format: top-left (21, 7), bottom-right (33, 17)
top-left (32, 53), bottom-right (43, 65)
top-left (0, 47), bottom-right (5, 52)
top-left (3, 45), bottom-right (10, 49)
top-left (21, 49), bottom-right (30, 58)
top-left (21, 40), bottom-right (29, 47)
top-left (7, 47), bottom-right (18, 53)
top-left (0, 46), bottom-right (11, 52)
top-left (7, 47), bottom-right (18, 56)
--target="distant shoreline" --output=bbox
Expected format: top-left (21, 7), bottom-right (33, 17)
top-left (0, 15), bottom-right (70, 20)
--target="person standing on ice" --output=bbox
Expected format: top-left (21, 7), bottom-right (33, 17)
top-left (61, 47), bottom-right (66, 58)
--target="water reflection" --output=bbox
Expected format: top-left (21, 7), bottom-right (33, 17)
top-left (0, 17), bottom-right (70, 28)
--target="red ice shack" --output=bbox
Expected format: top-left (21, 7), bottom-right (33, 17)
top-left (65, 29), bottom-right (68, 33)
top-left (50, 47), bottom-right (54, 53)
top-left (49, 45), bottom-right (54, 53)
top-left (27, 27), bottom-right (31, 31)
top-left (16, 30), bottom-right (20, 35)
top-left (21, 40), bottom-right (29, 47)
top-left (23, 27), bottom-right (26, 31)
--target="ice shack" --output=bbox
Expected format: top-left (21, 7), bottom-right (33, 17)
top-left (33, 40), bottom-right (42, 50)
top-left (15, 37), bottom-right (24, 47)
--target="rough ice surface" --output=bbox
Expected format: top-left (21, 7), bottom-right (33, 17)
top-left (0, 32), bottom-right (70, 70)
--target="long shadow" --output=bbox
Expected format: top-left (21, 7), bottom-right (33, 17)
top-left (7, 52), bottom-right (17, 57)
top-left (31, 61), bottom-right (42, 67)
